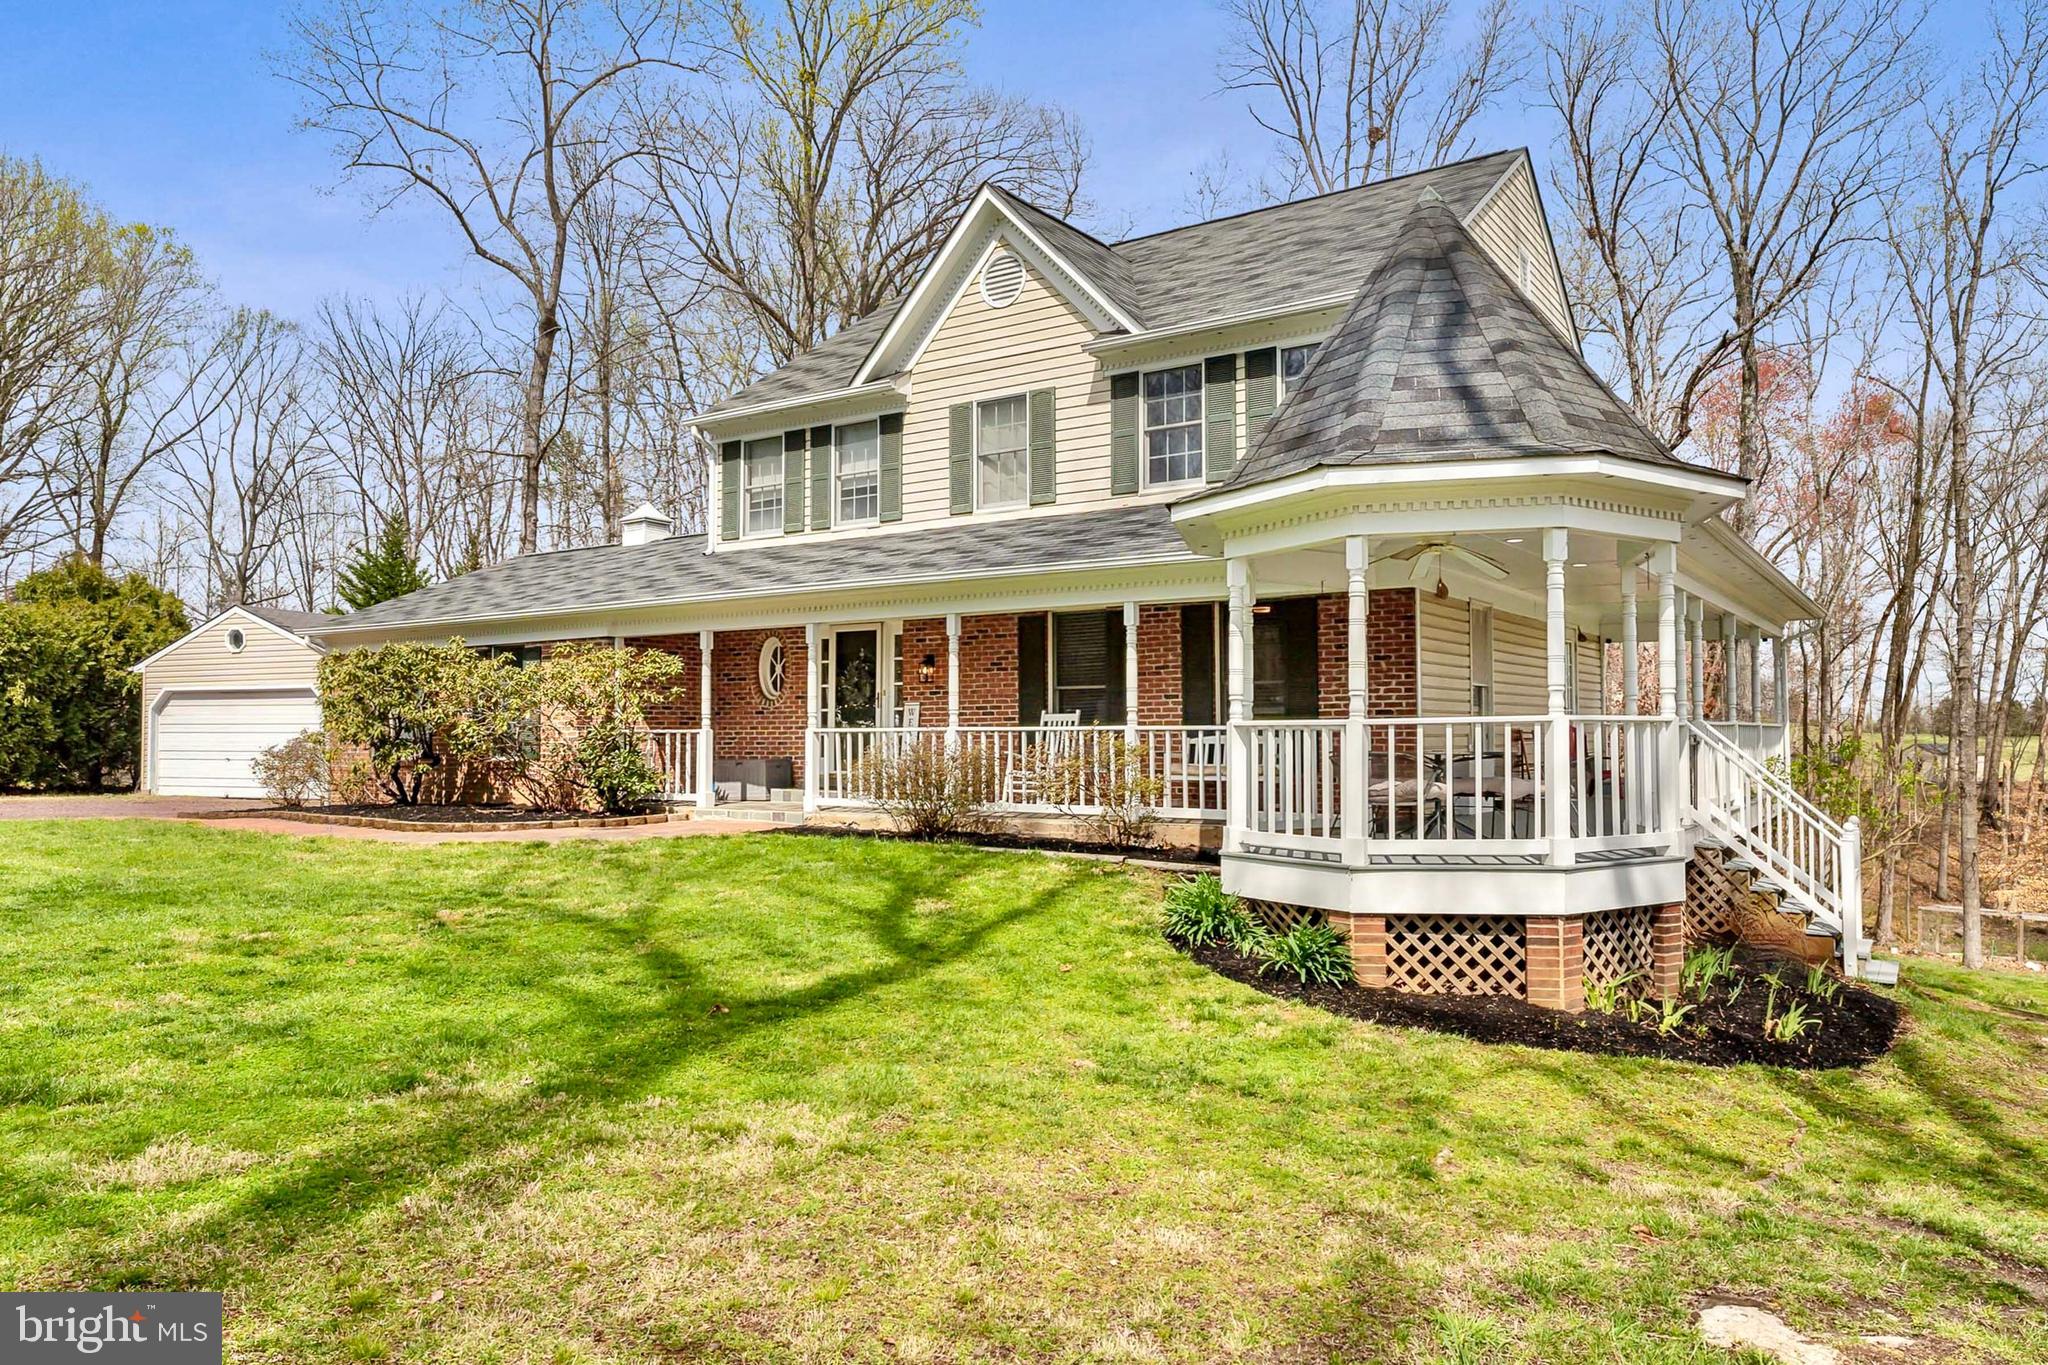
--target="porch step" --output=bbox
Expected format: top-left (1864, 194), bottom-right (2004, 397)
top-left (692, 803), bottom-right (809, 826)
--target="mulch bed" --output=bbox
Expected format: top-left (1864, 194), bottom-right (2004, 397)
top-left (1189, 941), bottom-right (1902, 1069)
top-left (198, 803), bottom-right (678, 833)
top-left (780, 822), bottom-right (1219, 866)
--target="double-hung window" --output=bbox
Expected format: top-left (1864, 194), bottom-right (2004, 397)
top-left (742, 436), bottom-right (783, 536)
top-left (1279, 343), bottom-right (1318, 396)
top-left (1142, 364), bottom-right (1203, 487)
top-left (835, 420), bottom-right (880, 525)
top-left (976, 395), bottom-right (1029, 510)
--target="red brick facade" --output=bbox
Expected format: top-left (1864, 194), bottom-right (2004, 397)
top-left (624, 633), bottom-right (703, 728)
top-left (898, 614), bottom-right (1021, 726)
top-left (1136, 605), bottom-right (1182, 725)
top-left (712, 628), bottom-right (812, 778)
top-left (1526, 916), bottom-right (1587, 1013)
top-left (1316, 587), bottom-right (1419, 719)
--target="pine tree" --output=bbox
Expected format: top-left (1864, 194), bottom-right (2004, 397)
top-left (335, 513), bottom-right (429, 611)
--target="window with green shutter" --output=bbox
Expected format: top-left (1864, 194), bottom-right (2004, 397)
top-left (782, 429), bottom-right (806, 533)
top-left (1028, 388), bottom-right (1056, 505)
top-left (719, 440), bottom-right (741, 541)
top-left (879, 413), bottom-right (903, 521)
top-left (1203, 354), bottom-right (1237, 483)
top-left (1109, 372), bottom-right (1140, 494)
top-left (808, 424), bottom-right (832, 529)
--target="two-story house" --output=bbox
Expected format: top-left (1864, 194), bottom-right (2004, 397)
top-left (308, 148), bottom-right (1861, 1011)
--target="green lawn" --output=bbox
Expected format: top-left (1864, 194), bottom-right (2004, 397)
top-left (3, 823), bottom-right (2046, 1363)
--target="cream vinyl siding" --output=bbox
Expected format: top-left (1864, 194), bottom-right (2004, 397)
top-left (1490, 609), bottom-right (1548, 714)
top-left (900, 240), bottom-right (1109, 521)
top-left (1417, 592), bottom-right (1472, 716)
top-left (140, 614), bottom-right (323, 792)
top-left (1465, 164), bottom-right (1574, 339)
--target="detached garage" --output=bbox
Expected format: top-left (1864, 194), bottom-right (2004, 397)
top-left (132, 605), bottom-right (328, 798)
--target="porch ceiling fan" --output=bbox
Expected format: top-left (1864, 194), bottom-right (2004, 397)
top-left (1383, 539), bottom-right (1510, 587)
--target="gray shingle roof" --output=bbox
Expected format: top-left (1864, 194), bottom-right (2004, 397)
top-left (1223, 194), bottom-right (1675, 489)
top-left (701, 150), bottom-right (1526, 419)
top-left (316, 504), bottom-right (1199, 636)
top-left (242, 604), bottom-right (335, 635)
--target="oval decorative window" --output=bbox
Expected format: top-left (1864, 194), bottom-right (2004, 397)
top-left (980, 247), bottom-right (1024, 308)
top-left (225, 627), bottom-right (247, 653)
top-left (758, 636), bottom-right (786, 701)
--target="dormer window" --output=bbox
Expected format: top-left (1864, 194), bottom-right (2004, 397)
top-left (1280, 343), bottom-right (1317, 396)
top-left (1142, 364), bottom-right (1203, 487)
top-left (742, 436), bottom-right (783, 536)
top-left (976, 395), bottom-right (1029, 510)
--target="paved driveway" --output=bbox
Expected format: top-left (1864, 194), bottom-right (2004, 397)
top-left (0, 794), bottom-right (272, 820)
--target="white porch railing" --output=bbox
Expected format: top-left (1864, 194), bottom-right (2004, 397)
top-left (1235, 714), bottom-right (1674, 862)
top-left (1707, 720), bottom-right (1790, 770)
top-left (1684, 718), bottom-right (1860, 973)
top-left (810, 724), bottom-right (1229, 819)
top-left (643, 727), bottom-right (700, 800)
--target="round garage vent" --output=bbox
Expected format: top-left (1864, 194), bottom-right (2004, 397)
top-left (980, 247), bottom-right (1024, 308)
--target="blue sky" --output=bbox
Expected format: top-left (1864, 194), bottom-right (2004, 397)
top-left (0, 1), bottom-right (1312, 318)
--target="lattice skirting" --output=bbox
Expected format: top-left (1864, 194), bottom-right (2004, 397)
top-left (1244, 899), bottom-right (1326, 935)
top-left (1386, 913), bottom-right (1527, 998)
top-left (1582, 906), bottom-right (1655, 986)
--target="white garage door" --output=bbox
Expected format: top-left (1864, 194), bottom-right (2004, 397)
top-left (154, 690), bottom-right (322, 798)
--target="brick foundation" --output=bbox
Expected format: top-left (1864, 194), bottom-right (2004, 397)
top-left (1525, 915), bottom-right (1586, 1013)
top-left (1650, 901), bottom-right (1685, 1000)
top-left (1331, 911), bottom-right (1389, 987)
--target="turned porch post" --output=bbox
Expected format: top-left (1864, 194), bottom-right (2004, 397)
top-left (1651, 544), bottom-right (1681, 851)
top-left (1689, 596), bottom-right (1706, 727)
top-left (1543, 529), bottom-right (1573, 867)
top-left (1619, 556), bottom-right (1640, 718)
top-left (1720, 613), bottom-right (1738, 722)
top-left (1122, 601), bottom-right (1140, 745)
top-left (945, 612), bottom-right (961, 749)
top-left (1773, 634), bottom-right (1791, 762)
top-left (1343, 535), bottom-right (1369, 866)
top-left (1225, 557), bottom-right (1252, 854)
top-left (802, 622), bottom-right (821, 813)
top-left (696, 628), bottom-right (715, 809)
top-left (1745, 623), bottom-right (1763, 724)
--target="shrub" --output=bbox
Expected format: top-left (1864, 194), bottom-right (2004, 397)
top-left (318, 641), bottom-right (519, 804)
top-left (1255, 919), bottom-right (1354, 986)
top-left (1036, 735), bottom-right (1164, 848)
top-left (577, 721), bottom-right (661, 814)
top-left (852, 735), bottom-right (998, 838)
top-left (1161, 874), bottom-right (1261, 950)
top-left (251, 730), bottom-right (328, 807)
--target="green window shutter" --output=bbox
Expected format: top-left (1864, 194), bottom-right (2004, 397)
top-left (1109, 372), bottom-right (1139, 495)
top-left (1028, 388), bottom-right (1056, 506)
top-left (1204, 354), bottom-right (1238, 484)
top-left (878, 413), bottom-right (903, 522)
top-left (782, 429), bottom-right (806, 533)
top-left (719, 440), bottom-right (741, 541)
top-left (809, 424), bottom-right (832, 529)
top-left (1243, 347), bottom-right (1277, 447)
top-left (948, 402), bottom-right (973, 514)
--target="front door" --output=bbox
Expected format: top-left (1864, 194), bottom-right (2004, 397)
top-left (829, 627), bottom-right (881, 727)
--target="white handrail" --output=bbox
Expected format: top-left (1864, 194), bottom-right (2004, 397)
top-left (642, 727), bottom-right (699, 800)
top-left (1684, 718), bottom-right (1859, 976)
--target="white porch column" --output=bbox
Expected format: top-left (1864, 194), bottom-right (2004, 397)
top-left (1688, 596), bottom-right (1706, 726)
top-left (1619, 556), bottom-right (1640, 718)
top-left (1224, 557), bottom-right (1252, 854)
top-left (695, 628), bottom-right (715, 809)
top-left (802, 622), bottom-right (821, 813)
top-left (1773, 635), bottom-right (1791, 763)
top-left (1543, 528), bottom-right (1573, 866)
top-left (1122, 601), bottom-right (1140, 744)
top-left (945, 612), bottom-right (961, 747)
top-left (1343, 535), bottom-right (1370, 866)
top-left (1720, 613), bottom-right (1737, 723)
top-left (1745, 624), bottom-right (1763, 723)
top-left (1651, 544), bottom-right (1681, 851)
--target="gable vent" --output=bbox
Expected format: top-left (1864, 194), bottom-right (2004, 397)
top-left (980, 247), bottom-right (1024, 308)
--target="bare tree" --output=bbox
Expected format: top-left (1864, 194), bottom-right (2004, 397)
top-left (0, 156), bottom-right (108, 567)
top-left (1649, 0), bottom-right (1924, 530)
top-left (645, 0), bottom-right (1088, 364)
top-left (165, 312), bottom-right (326, 610)
top-left (1880, 0), bottom-right (2048, 968)
top-left (282, 0), bottom-right (691, 556)
top-left (1218, 0), bottom-right (1522, 196)
top-left (55, 225), bottom-right (250, 566)
top-left (1539, 4), bottom-right (1722, 446)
